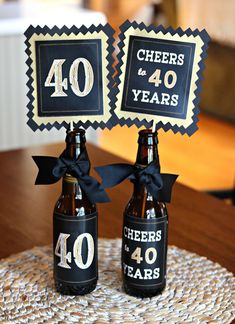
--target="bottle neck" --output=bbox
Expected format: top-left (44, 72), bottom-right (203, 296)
top-left (63, 141), bottom-right (88, 161)
top-left (62, 174), bottom-right (82, 196)
top-left (63, 128), bottom-right (87, 159)
top-left (125, 130), bottom-right (166, 218)
top-left (62, 129), bottom-right (89, 196)
top-left (134, 130), bottom-right (160, 196)
top-left (135, 142), bottom-right (160, 168)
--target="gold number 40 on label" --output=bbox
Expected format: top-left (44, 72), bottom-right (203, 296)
top-left (55, 232), bottom-right (95, 269)
top-left (131, 246), bottom-right (157, 265)
top-left (44, 58), bottom-right (94, 97)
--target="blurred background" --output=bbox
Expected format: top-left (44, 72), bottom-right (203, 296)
top-left (0, 0), bottom-right (234, 202)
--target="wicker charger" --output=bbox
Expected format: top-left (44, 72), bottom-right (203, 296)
top-left (0, 239), bottom-right (234, 323)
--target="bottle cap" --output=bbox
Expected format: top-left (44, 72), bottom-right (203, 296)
top-left (138, 129), bottom-right (158, 145)
top-left (65, 128), bottom-right (86, 144)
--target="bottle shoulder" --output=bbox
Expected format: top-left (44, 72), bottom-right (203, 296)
top-left (54, 194), bottom-right (96, 216)
top-left (125, 194), bottom-right (168, 219)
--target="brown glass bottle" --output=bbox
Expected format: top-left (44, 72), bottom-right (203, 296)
top-left (53, 129), bottom-right (98, 295)
top-left (122, 129), bottom-right (168, 298)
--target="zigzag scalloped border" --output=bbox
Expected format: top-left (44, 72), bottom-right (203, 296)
top-left (113, 20), bottom-right (210, 136)
top-left (24, 24), bottom-right (115, 131)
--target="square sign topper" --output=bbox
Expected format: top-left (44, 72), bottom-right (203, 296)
top-left (25, 24), bottom-right (115, 131)
top-left (114, 21), bottom-right (210, 135)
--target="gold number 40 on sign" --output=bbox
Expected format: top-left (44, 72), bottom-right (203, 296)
top-left (44, 58), bottom-right (94, 97)
top-left (148, 69), bottom-right (177, 89)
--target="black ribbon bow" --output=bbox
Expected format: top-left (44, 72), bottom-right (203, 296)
top-left (95, 161), bottom-right (178, 202)
top-left (32, 151), bottom-right (110, 204)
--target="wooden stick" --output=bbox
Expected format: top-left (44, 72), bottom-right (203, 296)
top-left (152, 120), bottom-right (157, 133)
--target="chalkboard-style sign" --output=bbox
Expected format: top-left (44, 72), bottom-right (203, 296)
top-left (114, 21), bottom-right (210, 136)
top-left (25, 24), bottom-right (115, 131)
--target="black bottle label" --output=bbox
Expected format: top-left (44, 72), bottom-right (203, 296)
top-left (122, 214), bottom-right (168, 288)
top-left (53, 212), bottom-right (98, 285)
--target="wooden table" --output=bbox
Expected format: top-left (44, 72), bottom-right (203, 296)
top-left (0, 143), bottom-right (234, 274)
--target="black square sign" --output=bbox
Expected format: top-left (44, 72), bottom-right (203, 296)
top-left (25, 24), bottom-right (114, 131)
top-left (36, 39), bottom-right (103, 117)
top-left (122, 36), bottom-right (195, 120)
top-left (115, 21), bottom-right (210, 136)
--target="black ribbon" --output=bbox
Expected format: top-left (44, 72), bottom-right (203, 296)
top-left (95, 161), bottom-right (178, 202)
top-left (32, 151), bottom-right (110, 204)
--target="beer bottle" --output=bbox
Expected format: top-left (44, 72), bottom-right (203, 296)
top-left (53, 128), bottom-right (98, 295)
top-left (122, 129), bottom-right (168, 298)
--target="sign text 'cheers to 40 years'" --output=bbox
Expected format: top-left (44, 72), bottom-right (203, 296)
top-left (134, 48), bottom-right (184, 107)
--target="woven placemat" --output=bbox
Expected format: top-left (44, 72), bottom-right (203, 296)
top-left (0, 239), bottom-right (234, 323)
